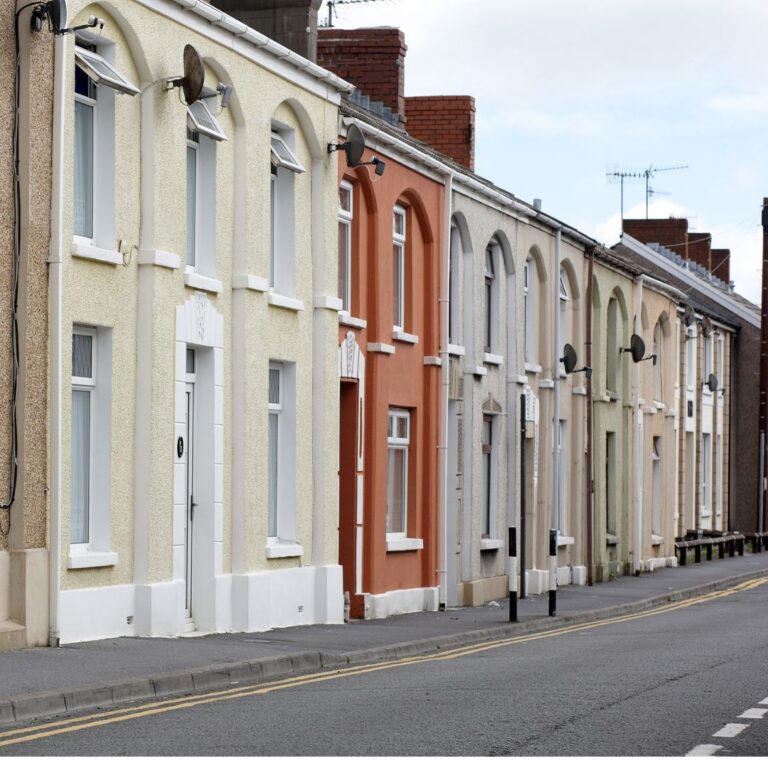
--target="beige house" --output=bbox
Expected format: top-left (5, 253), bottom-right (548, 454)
top-left (0, 2), bottom-right (53, 650)
top-left (48, 0), bottom-right (350, 643)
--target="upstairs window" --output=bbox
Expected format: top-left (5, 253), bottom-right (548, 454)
top-left (270, 129), bottom-right (305, 296)
top-left (484, 243), bottom-right (497, 353)
top-left (73, 42), bottom-right (138, 246)
top-left (392, 207), bottom-right (406, 332)
top-left (559, 267), bottom-right (570, 374)
top-left (338, 181), bottom-right (353, 313)
top-left (524, 257), bottom-right (537, 363)
top-left (653, 322), bottom-right (662, 402)
top-left (606, 297), bottom-right (619, 394)
top-left (448, 225), bottom-right (461, 345)
top-left (186, 101), bottom-right (226, 274)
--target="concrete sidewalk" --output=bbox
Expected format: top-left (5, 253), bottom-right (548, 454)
top-left (2, 552), bottom-right (768, 725)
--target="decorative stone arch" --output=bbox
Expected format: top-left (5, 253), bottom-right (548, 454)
top-left (173, 293), bottom-right (225, 632)
top-left (492, 229), bottom-right (515, 276)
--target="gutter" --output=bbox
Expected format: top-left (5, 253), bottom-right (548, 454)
top-left (47, 30), bottom-right (68, 647)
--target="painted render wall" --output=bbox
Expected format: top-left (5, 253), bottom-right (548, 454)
top-left (336, 132), bottom-right (443, 620)
top-left (54, 0), bottom-right (344, 643)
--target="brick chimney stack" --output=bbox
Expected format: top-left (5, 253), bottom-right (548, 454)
top-left (317, 27), bottom-right (408, 126)
top-left (623, 218), bottom-right (690, 260)
top-left (405, 96), bottom-right (475, 171)
top-left (711, 249), bottom-right (731, 284)
top-left (211, 1), bottom-right (322, 62)
top-left (687, 231), bottom-right (713, 271)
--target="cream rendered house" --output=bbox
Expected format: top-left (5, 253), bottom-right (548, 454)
top-left (49, 0), bottom-right (350, 644)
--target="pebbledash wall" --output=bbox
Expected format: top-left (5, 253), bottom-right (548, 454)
top-left (50, 0), bottom-right (350, 644)
top-left (1, 2), bottom-right (52, 650)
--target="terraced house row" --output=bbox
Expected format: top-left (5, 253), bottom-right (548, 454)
top-left (0, 0), bottom-right (762, 649)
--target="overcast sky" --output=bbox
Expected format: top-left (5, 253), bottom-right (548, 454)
top-left (320, 0), bottom-right (767, 304)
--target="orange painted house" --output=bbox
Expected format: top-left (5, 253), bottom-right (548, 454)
top-left (335, 108), bottom-right (444, 619)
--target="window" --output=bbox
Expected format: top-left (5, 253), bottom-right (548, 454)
top-left (338, 181), bottom-right (353, 312)
top-left (703, 332), bottom-right (713, 382)
top-left (701, 433), bottom-right (711, 514)
top-left (524, 257), bottom-right (537, 363)
top-left (484, 243), bottom-right (496, 353)
top-left (267, 362), bottom-right (297, 548)
top-left (559, 268), bottom-right (570, 374)
top-left (73, 42), bottom-right (138, 246)
top-left (70, 326), bottom-right (114, 565)
top-left (558, 420), bottom-right (568, 534)
top-left (392, 207), bottom-right (406, 332)
top-left (481, 415), bottom-right (495, 537)
top-left (606, 297), bottom-right (619, 394)
top-left (653, 322), bottom-right (662, 402)
top-left (186, 101), bottom-right (226, 273)
top-left (652, 437), bottom-right (661, 535)
top-left (270, 128), bottom-right (305, 295)
top-left (606, 431), bottom-right (616, 535)
top-left (449, 225), bottom-right (461, 345)
top-left (686, 328), bottom-right (696, 391)
top-left (386, 409), bottom-right (410, 537)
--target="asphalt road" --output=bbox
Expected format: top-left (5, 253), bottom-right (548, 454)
top-left (2, 579), bottom-right (768, 756)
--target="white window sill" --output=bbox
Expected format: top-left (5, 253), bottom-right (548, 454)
top-left (138, 249), bottom-right (180, 270)
top-left (268, 292), bottom-right (305, 312)
top-left (232, 274), bottom-right (269, 292)
top-left (643, 405), bottom-right (657, 415)
top-left (72, 237), bottom-right (122, 266)
top-left (315, 295), bottom-right (343, 311)
top-left (68, 549), bottom-right (118, 569)
top-left (539, 379), bottom-right (554, 389)
top-left (573, 386), bottom-right (587, 396)
top-left (480, 538), bottom-right (503, 551)
top-left (483, 352), bottom-right (503, 366)
top-left (608, 393), bottom-right (622, 402)
top-left (524, 363), bottom-right (542, 374)
top-left (184, 268), bottom-right (223, 294)
top-left (514, 374), bottom-right (529, 385)
top-left (386, 536), bottom-right (424, 552)
top-left (393, 328), bottom-right (419, 344)
top-left (651, 535), bottom-right (664, 546)
top-left (465, 365), bottom-right (487, 376)
top-left (368, 342), bottom-right (395, 355)
top-left (424, 356), bottom-right (442, 367)
top-left (339, 311), bottom-right (367, 329)
top-left (557, 535), bottom-right (574, 547)
top-left (266, 540), bottom-right (304, 559)
top-left (448, 344), bottom-right (465, 357)
top-left (606, 534), bottom-right (619, 546)
top-left (652, 400), bottom-right (667, 411)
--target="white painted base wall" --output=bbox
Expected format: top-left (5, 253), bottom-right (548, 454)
top-left (364, 587), bottom-right (439, 620)
top-left (525, 569), bottom-right (550, 595)
top-left (58, 564), bottom-right (343, 644)
top-left (643, 557), bottom-right (678, 573)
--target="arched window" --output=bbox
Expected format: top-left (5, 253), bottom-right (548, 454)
top-left (524, 256), bottom-right (537, 363)
top-left (484, 241), bottom-right (498, 353)
top-left (337, 181), bottom-right (353, 312)
top-left (448, 225), bottom-right (461, 345)
top-left (653, 321), bottom-right (662, 401)
top-left (559, 267), bottom-right (570, 374)
top-left (606, 297), bottom-right (619, 394)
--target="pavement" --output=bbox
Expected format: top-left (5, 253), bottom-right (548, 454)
top-left (2, 552), bottom-right (768, 726)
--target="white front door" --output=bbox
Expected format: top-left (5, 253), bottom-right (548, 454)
top-left (184, 381), bottom-right (195, 621)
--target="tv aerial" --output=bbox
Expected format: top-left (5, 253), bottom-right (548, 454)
top-left (328, 123), bottom-right (386, 176)
top-left (606, 162), bottom-right (687, 222)
top-left (323, 0), bottom-right (389, 28)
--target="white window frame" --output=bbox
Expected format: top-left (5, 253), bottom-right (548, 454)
top-left (73, 40), bottom-right (137, 253)
top-left (338, 181), bottom-right (353, 313)
top-left (558, 419), bottom-right (568, 535)
top-left (653, 322), bottom-right (662, 402)
top-left (606, 297), bottom-right (619, 394)
top-left (270, 126), bottom-right (304, 297)
top-left (266, 361), bottom-right (299, 556)
top-left (386, 409), bottom-right (410, 539)
top-left (652, 436), bottom-right (662, 535)
top-left (701, 432), bottom-right (712, 517)
top-left (703, 332), bottom-right (713, 383)
top-left (524, 256), bottom-right (537, 364)
top-left (558, 267), bottom-right (570, 375)
top-left (69, 326), bottom-right (116, 568)
top-left (686, 327), bottom-right (696, 392)
top-left (484, 243), bottom-right (497, 354)
top-left (449, 225), bottom-right (461, 345)
top-left (392, 207), bottom-right (406, 333)
top-left (481, 414), bottom-right (497, 538)
top-left (185, 104), bottom-right (223, 278)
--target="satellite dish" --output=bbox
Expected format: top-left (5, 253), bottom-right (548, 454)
top-left (683, 304), bottom-right (696, 327)
top-left (345, 124), bottom-right (366, 167)
top-left (561, 344), bottom-right (578, 375)
top-left (182, 45), bottom-right (204, 106)
top-left (699, 316), bottom-right (712, 338)
top-left (629, 334), bottom-right (646, 363)
top-left (49, 0), bottom-right (67, 31)
top-left (707, 373), bottom-right (718, 392)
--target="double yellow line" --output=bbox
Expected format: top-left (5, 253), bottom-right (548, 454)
top-left (1, 576), bottom-right (765, 749)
